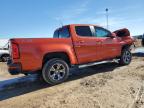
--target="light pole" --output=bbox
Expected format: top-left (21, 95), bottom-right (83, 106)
top-left (105, 8), bottom-right (109, 29)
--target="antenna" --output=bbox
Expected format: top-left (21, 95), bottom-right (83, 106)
top-left (58, 18), bottom-right (64, 28)
top-left (105, 8), bottom-right (109, 29)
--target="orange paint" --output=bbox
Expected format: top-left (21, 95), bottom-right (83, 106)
top-left (8, 24), bottom-right (134, 74)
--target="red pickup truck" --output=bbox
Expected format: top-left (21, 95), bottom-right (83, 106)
top-left (8, 24), bottom-right (134, 85)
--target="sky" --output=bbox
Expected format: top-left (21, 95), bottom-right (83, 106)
top-left (0, 0), bottom-right (144, 39)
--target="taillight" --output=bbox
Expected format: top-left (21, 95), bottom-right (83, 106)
top-left (12, 43), bottom-right (20, 59)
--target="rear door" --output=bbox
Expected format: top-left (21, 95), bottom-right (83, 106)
top-left (73, 26), bottom-right (102, 64)
top-left (94, 26), bottom-right (121, 59)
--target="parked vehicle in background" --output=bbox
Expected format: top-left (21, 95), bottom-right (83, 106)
top-left (8, 24), bottom-right (134, 85)
top-left (0, 39), bottom-right (10, 62)
top-left (0, 48), bottom-right (9, 62)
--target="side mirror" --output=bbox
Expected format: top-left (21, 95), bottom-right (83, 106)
top-left (109, 33), bottom-right (116, 38)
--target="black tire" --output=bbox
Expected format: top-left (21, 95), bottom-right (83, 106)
top-left (1, 54), bottom-right (9, 62)
top-left (142, 39), bottom-right (144, 47)
top-left (119, 48), bottom-right (132, 65)
top-left (42, 58), bottom-right (69, 85)
top-left (24, 73), bottom-right (29, 76)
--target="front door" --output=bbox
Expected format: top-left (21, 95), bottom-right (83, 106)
top-left (94, 26), bottom-right (121, 59)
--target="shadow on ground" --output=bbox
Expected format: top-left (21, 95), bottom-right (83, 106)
top-left (0, 62), bottom-right (120, 101)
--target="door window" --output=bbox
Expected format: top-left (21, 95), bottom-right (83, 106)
top-left (94, 27), bottom-right (110, 38)
top-left (75, 26), bottom-right (93, 37)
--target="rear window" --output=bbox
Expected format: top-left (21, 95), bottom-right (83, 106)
top-left (53, 27), bottom-right (70, 38)
top-left (53, 29), bottom-right (59, 38)
top-left (75, 26), bottom-right (92, 37)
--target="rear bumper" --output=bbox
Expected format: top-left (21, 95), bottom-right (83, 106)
top-left (7, 60), bottom-right (21, 75)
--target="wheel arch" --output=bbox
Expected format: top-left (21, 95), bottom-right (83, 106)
top-left (42, 52), bottom-right (71, 67)
top-left (121, 44), bottom-right (131, 51)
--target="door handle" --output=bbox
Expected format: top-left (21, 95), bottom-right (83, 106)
top-left (96, 41), bottom-right (102, 44)
top-left (75, 45), bottom-right (81, 48)
top-left (79, 40), bottom-right (85, 43)
top-left (75, 40), bottom-right (85, 48)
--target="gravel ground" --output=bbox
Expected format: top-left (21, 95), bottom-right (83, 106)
top-left (0, 50), bottom-right (144, 108)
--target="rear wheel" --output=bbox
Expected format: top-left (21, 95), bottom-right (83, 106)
top-left (42, 58), bottom-right (69, 85)
top-left (119, 48), bottom-right (132, 65)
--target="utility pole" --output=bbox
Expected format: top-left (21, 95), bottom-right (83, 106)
top-left (105, 8), bottom-right (109, 29)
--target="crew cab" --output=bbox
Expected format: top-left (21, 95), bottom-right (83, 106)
top-left (8, 24), bottom-right (134, 85)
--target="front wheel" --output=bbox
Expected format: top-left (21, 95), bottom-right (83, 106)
top-left (42, 58), bottom-right (69, 85)
top-left (119, 49), bottom-right (132, 65)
